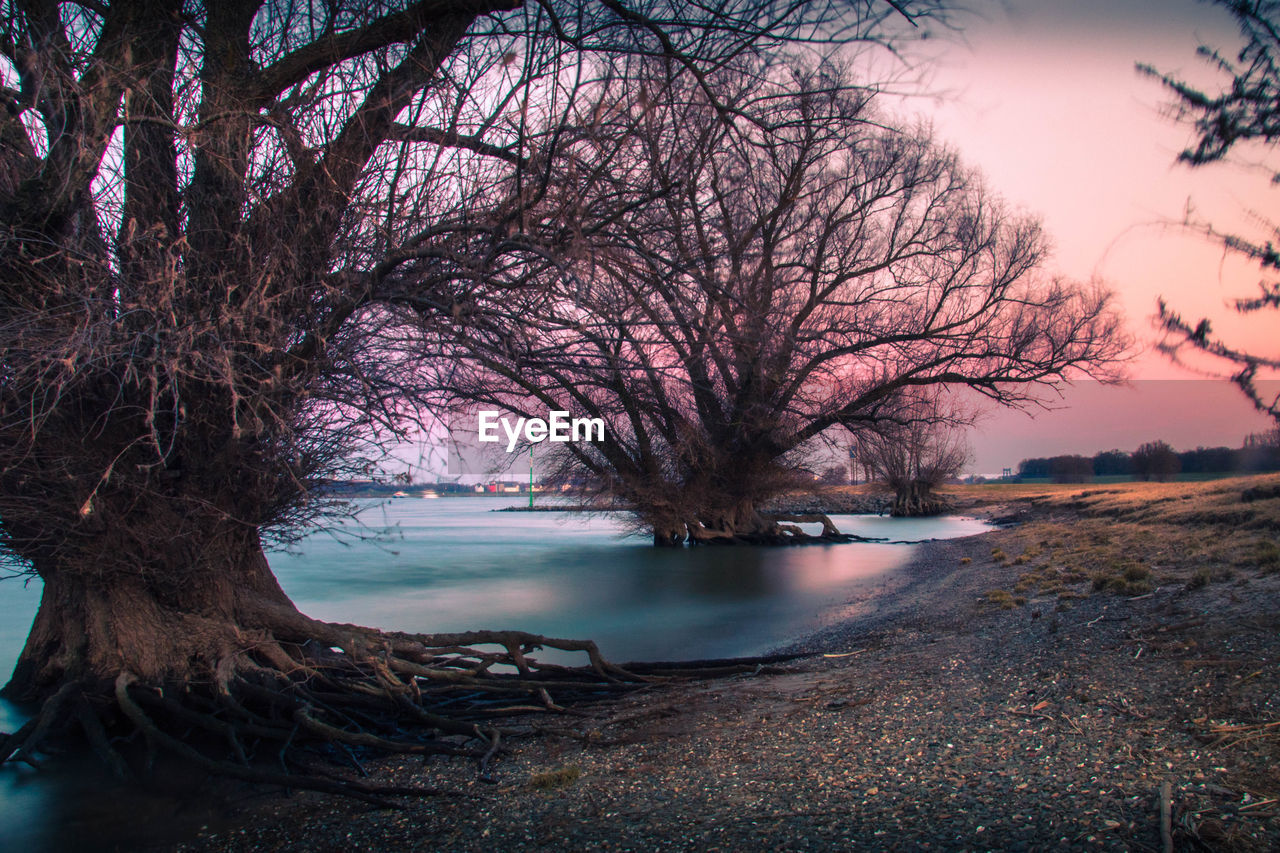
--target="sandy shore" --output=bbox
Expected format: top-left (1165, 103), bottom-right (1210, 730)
top-left (173, 484), bottom-right (1280, 852)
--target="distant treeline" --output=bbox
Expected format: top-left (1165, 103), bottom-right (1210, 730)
top-left (1017, 431), bottom-right (1280, 483)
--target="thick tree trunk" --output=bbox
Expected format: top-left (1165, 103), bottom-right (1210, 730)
top-left (0, 496), bottom-right (656, 800)
top-left (890, 481), bottom-right (951, 517)
top-left (3, 524), bottom-right (299, 702)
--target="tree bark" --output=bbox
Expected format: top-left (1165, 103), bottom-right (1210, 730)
top-left (3, 522), bottom-right (298, 702)
top-left (890, 481), bottom-right (951, 517)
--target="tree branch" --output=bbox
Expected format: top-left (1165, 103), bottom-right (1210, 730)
top-left (250, 0), bottom-right (522, 103)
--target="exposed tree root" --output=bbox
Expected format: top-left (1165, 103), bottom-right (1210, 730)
top-left (889, 483), bottom-right (953, 517)
top-left (0, 620), bottom-right (811, 804)
top-left (667, 509), bottom-right (885, 546)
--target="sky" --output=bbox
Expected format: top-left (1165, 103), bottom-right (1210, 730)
top-left (893, 0), bottom-right (1280, 473)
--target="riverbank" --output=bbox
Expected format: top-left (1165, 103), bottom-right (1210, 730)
top-left (176, 476), bottom-right (1279, 851)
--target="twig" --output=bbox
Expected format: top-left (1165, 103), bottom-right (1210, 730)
top-left (1239, 798), bottom-right (1278, 811)
top-left (1004, 708), bottom-right (1055, 722)
top-left (1231, 668), bottom-right (1265, 687)
top-left (1160, 779), bottom-right (1173, 853)
top-left (1207, 720), bottom-right (1280, 733)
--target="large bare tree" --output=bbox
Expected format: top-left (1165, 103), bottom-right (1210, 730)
top-left (0, 0), bottom-right (945, 794)
top-left (431, 58), bottom-right (1127, 544)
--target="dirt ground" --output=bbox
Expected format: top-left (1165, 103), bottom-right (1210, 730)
top-left (174, 476), bottom-right (1280, 852)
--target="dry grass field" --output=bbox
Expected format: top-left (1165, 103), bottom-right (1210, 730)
top-left (937, 475), bottom-right (1280, 607)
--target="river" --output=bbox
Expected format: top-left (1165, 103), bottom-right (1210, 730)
top-left (0, 496), bottom-right (988, 850)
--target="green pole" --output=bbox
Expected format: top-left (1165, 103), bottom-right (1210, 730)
top-left (529, 445), bottom-right (534, 508)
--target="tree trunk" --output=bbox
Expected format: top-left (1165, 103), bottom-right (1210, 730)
top-left (0, 492), bottom-right (654, 800)
top-left (3, 522), bottom-right (300, 702)
top-left (890, 481), bottom-right (950, 517)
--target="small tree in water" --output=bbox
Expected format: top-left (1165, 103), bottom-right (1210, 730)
top-left (860, 413), bottom-right (971, 516)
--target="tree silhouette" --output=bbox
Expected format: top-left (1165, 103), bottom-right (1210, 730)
top-left (861, 411), bottom-right (971, 516)
top-left (0, 0), bottom-right (945, 795)
top-left (432, 58), bottom-right (1127, 543)
top-left (1140, 0), bottom-right (1280, 421)
top-left (1132, 440), bottom-right (1181, 482)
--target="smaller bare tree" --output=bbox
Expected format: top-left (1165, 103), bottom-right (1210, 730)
top-left (860, 408), bottom-right (971, 516)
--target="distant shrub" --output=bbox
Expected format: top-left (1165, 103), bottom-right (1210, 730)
top-left (1133, 440), bottom-right (1181, 482)
top-left (1048, 455), bottom-right (1093, 484)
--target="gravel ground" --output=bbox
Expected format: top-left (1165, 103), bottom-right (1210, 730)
top-left (174, 501), bottom-right (1280, 852)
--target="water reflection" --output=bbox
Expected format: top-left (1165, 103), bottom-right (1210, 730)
top-left (266, 498), bottom-right (988, 661)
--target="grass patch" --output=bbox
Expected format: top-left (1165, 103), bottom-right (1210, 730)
top-left (970, 477), bottom-right (1280, 597)
top-left (529, 765), bottom-right (582, 790)
top-left (1255, 540), bottom-right (1280, 574)
top-left (977, 589), bottom-right (1018, 607)
top-left (1121, 562), bottom-right (1151, 582)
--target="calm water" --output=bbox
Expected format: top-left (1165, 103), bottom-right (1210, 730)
top-left (0, 497), bottom-right (988, 851)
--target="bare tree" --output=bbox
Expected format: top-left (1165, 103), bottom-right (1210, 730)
top-left (431, 58), bottom-right (1127, 544)
top-left (1140, 0), bottom-right (1280, 421)
top-left (0, 0), bottom-right (945, 794)
top-left (860, 410), bottom-right (970, 516)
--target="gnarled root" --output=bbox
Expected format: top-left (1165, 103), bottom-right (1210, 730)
top-left (0, 622), bottom-right (644, 802)
top-left (0, 619), bottom-right (803, 803)
top-left (683, 510), bottom-right (883, 545)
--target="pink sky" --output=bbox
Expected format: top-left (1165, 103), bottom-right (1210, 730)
top-left (897, 0), bottom-right (1280, 471)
